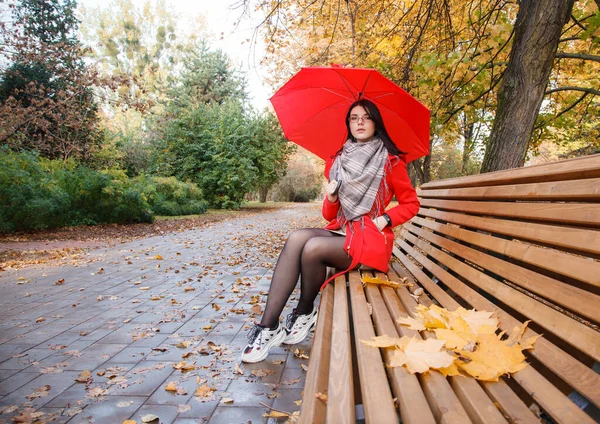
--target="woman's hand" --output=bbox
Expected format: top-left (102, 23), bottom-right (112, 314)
top-left (373, 216), bottom-right (388, 232)
top-left (326, 180), bottom-right (340, 203)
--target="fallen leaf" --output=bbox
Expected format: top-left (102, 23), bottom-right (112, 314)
top-left (195, 384), bottom-right (216, 397)
top-left (154, 255), bottom-right (163, 260)
top-left (141, 414), bottom-right (159, 423)
top-left (263, 411), bottom-right (289, 418)
top-left (122, 421), bottom-right (136, 424)
top-left (221, 397), bottom-right (234, 404)
top-left (165, 381), bottom-right (178, 392)
top-left (315, 392), bottom-right (328, 403)
top-left (387, 337), bottom-right (456, 374)
top-left (35, 317), bottom-right (45, 323)
top-left (397, 316), bottom-right (426, 331)
top-left (300, 364), bottom-right (309, 372)
top-left (140, 287), bottom-right (150, 290)
top-left (26, 385), bottom-right (51, 400)
top-left (173, 361), bottom-right (196, 372)
top-left (251, 368), bottom-right (277, 377)
top-left (234, 363), bottom-right (244, 375)
top-left (250, 304), bottom-right (262, 314)
top-left (361, 276), bottom-right (412, 288)
top-left (75, 370), bottom-right (92, 383)
top-left (177, 404), bottom-right (191, 413)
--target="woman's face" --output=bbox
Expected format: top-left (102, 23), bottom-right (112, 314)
top-left (349, 105), bottom-right (376, 142)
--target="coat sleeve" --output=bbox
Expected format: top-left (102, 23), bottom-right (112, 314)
top-left (322, 156), bottom-right (340, 221)
top-left (384, 157), bottom-right (420, 227)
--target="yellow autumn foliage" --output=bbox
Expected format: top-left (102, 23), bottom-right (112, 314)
top-left (361, 305), bottom-right (539, 381)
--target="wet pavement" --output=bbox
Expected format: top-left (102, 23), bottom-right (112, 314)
top-left (0, 203), bottom-right (324, 424)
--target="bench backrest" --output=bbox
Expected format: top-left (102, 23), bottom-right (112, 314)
top-left (396, 153), bottom-right (600, 417)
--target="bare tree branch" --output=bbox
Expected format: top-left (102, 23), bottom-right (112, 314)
top-left (545, 86), bottom-right (600, 96)
top-left (555, 52), bottom-right (600, 63)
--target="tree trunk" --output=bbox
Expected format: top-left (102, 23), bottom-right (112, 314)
top-left (462, 121), bottom-right (475, 175)
top-left (258, 186), bottom-right (269, 203)
top-left (480, 0), bottom-right (575, 173)
top-left (412, 154), bottom-right (431, 185)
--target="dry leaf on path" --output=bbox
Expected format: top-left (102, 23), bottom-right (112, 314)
top-left (195, 384), bottom-right (216, 398)
top-left (263, 411), bottom-right (289, 418)
top-left (141, 413), bottom-right (159, 422)
top-left (75, 370), bottom-right (91, 383)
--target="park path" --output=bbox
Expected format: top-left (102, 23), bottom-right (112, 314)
top-left (0, 203), bottom-right (324, 424)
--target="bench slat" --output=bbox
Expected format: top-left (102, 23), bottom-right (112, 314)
top-left (393, 244), bottom-right (600, 411)
top-left (419, 199), bottom-right (600, 227)
top-left (419, 208), bottom-right (600, 256)
top-left (421, 154), bottom-right (600, 189)
top-left (347, 273), bottom-right (398, 423)
top-left (418, 177), bottom-right (600, 201)
top-left (363, 282), bottom-right (436, 424)
top-left (404, 222), bottom-right (600, 322)
top-left (402, 231), bottom-right (600, 361)
top-left (410, 215), bottom-right (600, 287)
top-left (327, 277), bottom-right (355, 423)
top-left (299, 283), bottom-right (334, 424)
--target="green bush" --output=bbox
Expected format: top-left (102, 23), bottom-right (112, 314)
top-left (0, 150), bottom-right (153, 232)
top-left (135, 175), bottom-right (208, 216)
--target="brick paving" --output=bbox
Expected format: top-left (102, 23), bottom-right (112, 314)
top-left (0, 203), bottom-right (324, 424)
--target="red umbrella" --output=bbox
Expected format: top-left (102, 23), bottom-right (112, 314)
top-left (269, 66), bottom-right (430, 163)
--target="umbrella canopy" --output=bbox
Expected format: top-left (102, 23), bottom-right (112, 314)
top-left (269, 66), bottom-right (430, 163)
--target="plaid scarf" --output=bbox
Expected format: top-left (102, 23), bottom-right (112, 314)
top-left (329, 137), bottom-right (389, 223)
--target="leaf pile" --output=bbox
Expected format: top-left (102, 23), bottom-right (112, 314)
top-left (362, 305), bottom-right (540, 381)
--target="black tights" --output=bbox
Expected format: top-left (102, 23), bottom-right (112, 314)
top-left (259, 228), bottom-right (353, 328)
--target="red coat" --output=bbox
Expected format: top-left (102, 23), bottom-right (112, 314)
top-left (320, 154), bottom-right (420, 289)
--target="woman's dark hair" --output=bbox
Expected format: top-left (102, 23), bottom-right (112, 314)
top-left (344, 99), bottom-right (404, 156)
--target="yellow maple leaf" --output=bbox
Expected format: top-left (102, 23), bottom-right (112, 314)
top-left (434, 328), bottom-right (473, 350)
top-left (361, 276), bottom-right (411, 288)
top-left (388, 337), bottom-right (455, 373)
top-left (519, 335), bottom-right (541, 350)
top-left (456, 333), bottom-right (529, 382)
top-left (360, 335), bottom-right (406, 349)
top-left (451, 307), bottom-right (498, 335)
top-left (438, 362), bottom-right (461, 377)
top-left (397, 316), bottom-right (426, 331)
top-left (165, 381), bottom-right (178, 392)
top-left (416, 304), bottom-right (448, 329)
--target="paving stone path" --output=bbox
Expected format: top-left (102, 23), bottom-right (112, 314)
top-left (0, 203), bottom-right (324, 424)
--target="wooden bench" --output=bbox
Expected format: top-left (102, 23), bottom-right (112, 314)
top-left (300, 154), bottom-right (600, 424)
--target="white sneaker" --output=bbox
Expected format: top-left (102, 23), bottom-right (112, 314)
top-left (283, 307), bottom-right (318, 345)
top-left (241, 323), bottom-right (286, 363)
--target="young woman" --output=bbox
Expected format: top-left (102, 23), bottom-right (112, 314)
top-left (241, 99), bottom-right (420, 363)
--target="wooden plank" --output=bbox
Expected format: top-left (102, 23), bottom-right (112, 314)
top-left (420, 154), bottom-right (600, 189)
top-left (326, 277), bottom-right (354, 423)
top-left (393, 242), bottom-right (600, 412)
top-left (377, 283), bottom-right (474, 424)
top-left (405, 222), bottom-right (600, 321)
top-left (402, 231), bottom-right (600, 362)
top-left (418, 177), bottom-right (600, 201)
top-left (363, 282), bottom-right (436, 424)
top-left (419, 198), bottom-right (600, 227)
top-left (410, 215), bottom-right (600, 287)
top-left (417, 207), bottom-right (600, 256)
top-left (481, 381), bottom-right (541, 424)
top-left (300, 283), bottom-right (334, 424)
top-left (347, 272), bottom-right (398, 423)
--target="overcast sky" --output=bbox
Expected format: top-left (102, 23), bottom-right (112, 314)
top-left (77, 0), bottom-right (271, 110)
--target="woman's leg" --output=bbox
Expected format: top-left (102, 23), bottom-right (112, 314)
top-left (295, 235), bottom-right (353, 314)
top-left (260, 229), bottom-right (344, 328)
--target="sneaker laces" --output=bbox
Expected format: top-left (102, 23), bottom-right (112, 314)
top-left (285, 309), bottom-right (299, 330)
top-left (247, 324), bottom-right (264, 345)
